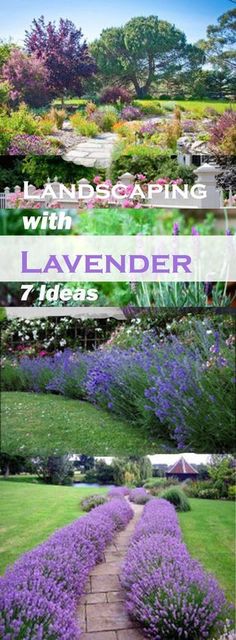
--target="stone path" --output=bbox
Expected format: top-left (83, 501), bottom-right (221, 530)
top-left (62, 132), bottom-right (118, 169)
top-left (78, 503), bottom-right (146, 640)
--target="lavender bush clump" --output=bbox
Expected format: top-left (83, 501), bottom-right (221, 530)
top-left (0, 498), bottom-right (133, 639)
top-left (120, 105), bottom-right (142, 120)
top-left (121, 499), bottom-right (232, 639)
top-left (108, 486), bottom-right (130, 498)
top-left (129, 487), bottom-right (150, 504)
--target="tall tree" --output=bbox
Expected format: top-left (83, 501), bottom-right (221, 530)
top-left (25, 16), bottom-right (97, 102)
top-left (198, 9), bottom-right (236, 71)
top-left (91, 16), bottom-right (203, 98)
top-left (3, 49), bottom-right (52, 107)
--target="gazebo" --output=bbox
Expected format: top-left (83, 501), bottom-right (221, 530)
top-left (166, 457), bottom-right (199, 482)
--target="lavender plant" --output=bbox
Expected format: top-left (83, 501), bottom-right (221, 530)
top-left (121, 499), bottom-right (232, 639)
top-left (0, 497), bottom-right (133, 639)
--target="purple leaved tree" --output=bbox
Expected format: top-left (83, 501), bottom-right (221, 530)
top-left (25, 16), bottom-right (97, 104)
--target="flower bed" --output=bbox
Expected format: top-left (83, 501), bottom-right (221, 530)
top-left (129, 487), bottom-right (150, 504)
top-left (1, 322), bottom-right (235, 451)
top-left (0, 497), bottom-right (133, 639)
top-left (108, 486), bottom-right (130, 498)
top-left (121, 499), bottom-right (232, 639)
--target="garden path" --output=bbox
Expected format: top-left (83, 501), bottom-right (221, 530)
top-left (62, 132), bottom-right (118, 169)
top-left (78, 502), bottom-right (147, 640)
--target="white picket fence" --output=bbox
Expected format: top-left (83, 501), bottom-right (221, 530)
top-left (0, 192), bottom-right (6, 208)
top-left (2, 163), bottom-right (235, 209)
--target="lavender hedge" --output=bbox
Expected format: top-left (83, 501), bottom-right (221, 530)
top-left (3, 322), bottom-right (235, 450)
top-left (129, 487), bottom-right (150, 504)
top-left (121, 499), bottom-right (232, 639)
top-left (0, 498), bottom-right (133, 640)
top-left (108, 486), bottom-right (130, 498)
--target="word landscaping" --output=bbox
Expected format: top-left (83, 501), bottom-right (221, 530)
top-left (21, 251), bottom-right (192, 274)
top-left (23, 181), bottom-right (207, 202)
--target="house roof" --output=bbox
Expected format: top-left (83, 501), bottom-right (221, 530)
top-left (167, 457), bottom-right (198, 475)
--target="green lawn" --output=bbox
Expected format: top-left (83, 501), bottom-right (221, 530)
top-left (1, 391), bottom-right (160, 455)
top-left (179, 499), bottom-right (235, 602)
top-left (0, 480), bottom-right (108, 574)
top-left (52, 97), bottom-right (235, 115)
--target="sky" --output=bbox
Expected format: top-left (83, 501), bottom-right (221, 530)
top-left (95, 454), bottom-right (211, 465)
top-left (0, 0), bottom-right (231, 46)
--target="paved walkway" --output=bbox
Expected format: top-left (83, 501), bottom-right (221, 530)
top-left (78, 503), bottom-right (146, 640)
top-left (62, 132), bottom-right (118, 169)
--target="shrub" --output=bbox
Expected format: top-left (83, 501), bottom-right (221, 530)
top-left (209, 110), bottom-right (236, 155)
top-left (228, 486), bottom-right (236, 500)
top-left (110, 144), bottom-right (171, 181)
top-left (7, 134), bottom-right (55, 155)
top-left (160, 486), bottom-right (191, 511)
top-left (3, 49), bottom-right (51, 108)
top-left (198, 488), bottom-right (220, 499)
top-left (121, 499), bottom-right (231, 639)
top-left (91, 106), bottom-right (118, 132)
top-left (1, 360), bottom-right (28, 391)
top-left (108, 486), bottom-right (130, 498)
top-left (0, 81), bottom-right (11, 107)
top-left (184, 480), bottom-right (215, 498)
top-left (132, 100), bottom-right (165, 116)
top-left (100, 86), bottom-right (132, 104)
top-left (0, 498), bottom-right (133, 639)
top-left (49, 107), bottom-right (67, 129)
top-left (81, 494), bottom-right (108, 511)
top-left (143, 477), bottom-right (167, 489)
top-left (70, 112), bottom-right (100, 137)
top-left (129, 487), bottom-right (150, 504)
top-left (120, 105), bottom-right (142, 120)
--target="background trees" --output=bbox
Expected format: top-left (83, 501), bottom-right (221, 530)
top-left (25, 16), bottom-right (96, 103)
top-left (91, 16), bottom-right (203, 98)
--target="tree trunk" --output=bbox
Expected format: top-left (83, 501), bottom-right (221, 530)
top-left (4, 464), bottom-right (10, 478)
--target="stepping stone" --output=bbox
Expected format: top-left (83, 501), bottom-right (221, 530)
top-left (91, 561), bottom-right (121, 576)
top-left (91, 575), bottom-right (120, 592)
top-left (117, 631), bottom-right (146, 639)
top-left (107, 590), bottom-right (125, 603)
top-left (81, 633), bottom-right (117, 640)
top-left (86, 602), bottom-right (132, 632)
top-left (81, 592), bottom-right (107, 604)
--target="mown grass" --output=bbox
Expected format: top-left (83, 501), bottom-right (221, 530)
top-left (179, 498), bottom-right (235, 602)
top-left (133, 99), bottom-right (236, 115)
top-left (1, 391), bottom-right (160, 455)
top-left (0, 480), bottom-right (108, 574)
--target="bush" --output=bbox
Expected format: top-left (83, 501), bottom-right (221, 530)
top-left (91, 106), bottom-right (118, 131)
top-left (100, 86), bottom-right (132, 104)
top-left (1, 360), bottom-right (27, 391)
top-left (228, 486), bottom-right (236, 500)
top-left (49, 107), bottom-right (67, 129)
top-left (198, 488), bottom-right (220, 499)
top-left (7, 134), bottom-right (55, 155)
top-left (121, 499), bottom-right (230, 639)
top-left (160, 486), bottom-right (191, 511)
top-left (110, 144), bottom-right (171, 181)
top-left (120, 105), bottom-right (142, 120)
top-left (132, 100), bottom-right (165, 115)
top-left (0, 498), bottom-right (133, 639)
top-left (2, 49), bottom-right (52, 108)
top-left (0, 81), bottom-right (11, 107)
top-left (81, 494), bottom-right (107, 511)
top-left (129, 487), bottom-right (150, 504)
top-left (184, 480), bottom-right (215, 498)
top-left (70, 112), bottom-right (100, 137)
top-left (143, 477), bottom-right (166, 489)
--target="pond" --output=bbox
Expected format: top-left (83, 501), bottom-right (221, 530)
top-left (74, 482), bottom-right (114, 489)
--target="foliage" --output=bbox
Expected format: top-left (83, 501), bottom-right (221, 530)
top-left (91, 16), bottom-right (203, 98)
top-left (0, 104), bottom-right (40, 153)
top-left (25, 16), bottom-right (96, 101)
top-left (33, 456), bottom-right (74, 486)
top-left (110, 144), bottom-right (172, 181)
top-left (90, 105), bottom-right (118, 131)
top-left (209, 110), bottom-right (236, 155)
top-left (129, 487), bottom-right (150, 504)
top-left (70, 111), bottom-right (100, 136)
top-left (0, 81), bottom-right (11, 107)
top-left (120, 105), bottom-right (142, 120)
top-left (7, 133), bottom-right (56, 155)
top-left (202, 9), bottom-right (236, 73)
top-left (0, 497), bottom-right (133, 639)
top-left (3, 48), bottom-right (52, 107)
top-left (160, 486), bottom-right (191, 511)
top-left (80, 493), bottom-right (107, 511)
top-left (133, 99), bottom-right (165, 115)
top-left (99, 86), bottom-right (132, 104)
top-left (121, 499), bottom-right (231, 638)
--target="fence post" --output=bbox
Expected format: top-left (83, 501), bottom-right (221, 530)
top-left (118, 172), bottom-right (136, 186)
top-left (193, 163), bottom-right (222, 208)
